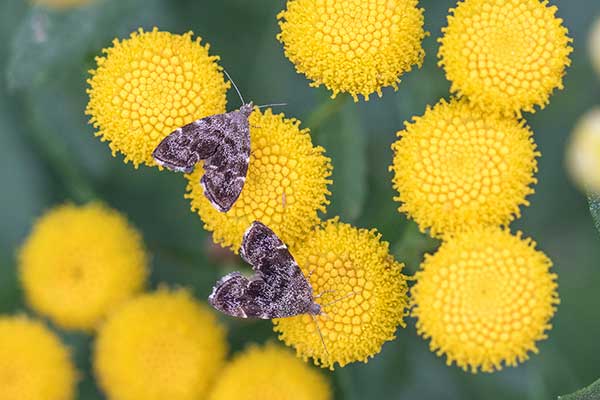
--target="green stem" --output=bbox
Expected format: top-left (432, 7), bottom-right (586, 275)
top-left (306, 93), bottom-right (350, 131)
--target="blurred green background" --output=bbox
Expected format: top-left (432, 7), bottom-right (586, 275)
top-left (1, 0), bottom-right (599, 399)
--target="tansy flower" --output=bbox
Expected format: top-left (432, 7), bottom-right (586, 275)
top-left (0, 316), bottom-right (77, 399)
top-left (86, 27), bottom-right (229, 167)
top-left (589, 17), bottom-right (600, 77)
top-left (18, 202), bottom-right (147, 331)
top-left (277, 0), bottom-right (426, 101)
top-left (412, 228), bottom-right (558, 373)
top-left (439, 0), bottom-right (572, 115)
top-left (186, 108), bottom-right (332, 252)
top-left (566, 108), bottom-right (600, 194)
top-left (94, 289), bottom-right (227, 400)
top-left (274, 220), bottom-right (408, 369)
top-left (208, 343), bottom-right (331, 400)
top-left (390, 99), bottom-right (539, 238)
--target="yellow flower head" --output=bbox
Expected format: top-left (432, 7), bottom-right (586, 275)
top-left (390, 99), bottom-right (539, 238)
top-left (274, 220), bottom-right (408, 369)
top-left (0, 316), bottom-right (77, 400)
top-left (439, 0), bottom-right (572, 115)
top-left (86, 28), bottom-right (230, 167)
top-left (277, 0), bottom-right (426, 101)
top-left (94, 289), bottom-right (227, 400)
top-left (412, 228), bottom-right (558, 373)
top-left (18, 202), bottom-right (147, 331)
top-left (208, 343), bottom-right (331, 400)
top-left (187, 108), bottom-right (332, 252)
top-left (566, 108), bottom-right (600, 194)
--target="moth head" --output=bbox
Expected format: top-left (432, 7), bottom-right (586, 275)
top-left (152, 128), bottom-right (199, 173)
top-left (308, 302), bottom-right (322, 315)
top-left (240, 102), bottom-right (254, 117)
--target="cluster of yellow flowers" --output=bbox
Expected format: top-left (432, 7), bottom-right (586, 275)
top-left (7, 202), bottom-right (332, 399)
top-left (6, 0), bottom-right (576, 397)
top-left (391, 0), bottom-right (569, 372)
top-left (86, 25), bottom-right (410, 372)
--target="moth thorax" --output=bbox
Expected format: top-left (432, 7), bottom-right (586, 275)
top-left (308, 302), bottom-right (322, 315)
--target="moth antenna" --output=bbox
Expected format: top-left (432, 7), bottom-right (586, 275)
top-left (256, 103), bottom-right (288, 109)
top-left (322, 291), bottom-right (357, 308)
top-left (222, 68), bottom-right (245, 105)
top-left (310, 314), bottom-right (329, 360)
top-left (314, 289), bottom-right (336, 300)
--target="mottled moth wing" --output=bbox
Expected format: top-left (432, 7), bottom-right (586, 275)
top-left (209, 221), bottom-right (319, 319)
top-left (200, 106), bottom-right (251, 212)
top-left (152, 103), bottom-right (253, 212)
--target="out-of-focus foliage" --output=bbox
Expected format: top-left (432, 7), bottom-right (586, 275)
top-left (559, 377), bottom-right (600, 400)
top-left (589, 194), bottom-right (600, 235)
top-left (0, 0), bottom-right (599, 399)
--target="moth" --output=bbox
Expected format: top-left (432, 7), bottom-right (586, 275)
top-left (152, 71), bottom-right (285, 213)
top-left (209, 221), bottom-right (322, 318)
top-left (152, 101), bottom-right (252, 212)
top-left (152, 70), bottom-right (252, 212)
top-left (209, 221), bottom-right (356, 356)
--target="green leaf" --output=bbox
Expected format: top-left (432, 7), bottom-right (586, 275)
top-left (588, 194), bottom-right (600, 235)
top-left (313, 100), bottom-right (367, 222)
top-left (559, 378), bottom-right (600, 400)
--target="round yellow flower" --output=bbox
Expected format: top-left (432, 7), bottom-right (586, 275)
top-left (566, 108), bottom-right (600, 193)
top-left (412, 228), bottom-right (558, 373)
top-left (589, 17), bottom-right (600, 77)
top-left (94, 289), bottom-right (227, 400)
top-left (86, 28), bottom-right (229, 167)
top-left (187, 108), bottom-right (332, 252)
top-left (0, 316), bottom-right (77, 400)
top-left (277, 0), bottom-right (426, 101)
top-left (274, 220), bottom-right (408, 369)
top-left (439, 0), bottom-right (572, 114)
top-left (18, 202), bottom-right (147, 331)
top-left (208, 343), bottom-right (331, 400)
top-left (390, 99), bottom-right (539, 238)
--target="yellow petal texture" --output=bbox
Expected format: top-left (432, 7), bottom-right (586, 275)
top-left (439, 0), bottom-right (572, 115)
top-left (18, 202), bottom-right (148, 331)
top-left (566, 107), bottom-right (600, 193)
top-left (94, 289), bottom-right (227, 400)
top-left (277, 0), bottom-right (426, 101)
top-left (208, 343), bottom-right (331, 400)
top-left (412, 228), bottom-right (558, 373)
top-left (0, 316), bottom-right (77, 400)
top-left (390, 98), bottom-right (539, 238)
top-left (86, 28), bottom-right (230, 167)
top-left (186, 108), bottom-right (332, 252)
top-left (274, 220), bottom-right (408, 369)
